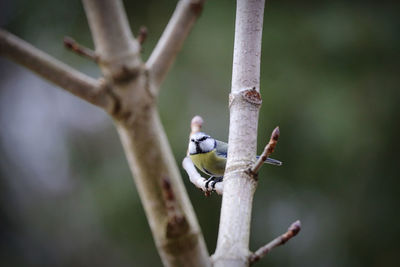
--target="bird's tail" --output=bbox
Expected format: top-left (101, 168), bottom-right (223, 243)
top-left (256, 156), bottom-right (283, 166)
top-left (265, 157), bottom-right (283, 166)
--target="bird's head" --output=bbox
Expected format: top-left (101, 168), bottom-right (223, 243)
top-left (189, 132), bottom-right (216, 155)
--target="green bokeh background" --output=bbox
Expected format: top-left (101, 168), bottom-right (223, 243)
top-left (1, 0), bottom-right (399, 266)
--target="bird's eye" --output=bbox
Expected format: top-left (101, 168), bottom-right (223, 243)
top-left (190, 139), bottom-right (194, 142)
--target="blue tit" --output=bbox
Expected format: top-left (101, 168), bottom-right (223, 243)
top-left (188, 132), bottom-right (282, 188)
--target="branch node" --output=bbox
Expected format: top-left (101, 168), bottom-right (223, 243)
top-left (111, 64), bottom-right (141, 84)
top-left (249, 220), bottom-right (301, 264)
top-left (243, 87), bottom-right (262, 105)
top-left (63, 36), bottom-right (98, 62)
top-left (229, 87), bottom-right (262, 108)
top-left (245, 168), bottom-right (258, 180)
top-left (162, 176), bottom-right (189, 238)
top-left (98, 78), bottom-right (133, 121)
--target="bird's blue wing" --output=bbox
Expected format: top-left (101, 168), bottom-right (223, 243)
top-left (216, 140), bottom-right (282, 166)
top-left (215, 140), bottom-right (228, 158)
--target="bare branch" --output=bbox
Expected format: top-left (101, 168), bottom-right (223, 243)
top-left (63, 36), bottom-right (98, 62)
top-left (82, 1), bottom-right (211, 266)
top-left (250, 126), bottom-right (280, 175)
top-left (146, 0), bottom-right (205, 89)
top-left (213, 0), bottom-right (266, 266)
top-left (0, 29), bottom-right (109, 108)
top-left (249, 220), bottom-right (301, 264)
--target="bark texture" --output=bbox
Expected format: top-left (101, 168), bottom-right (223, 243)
top-left (213, 0), bottom-right (266, 266)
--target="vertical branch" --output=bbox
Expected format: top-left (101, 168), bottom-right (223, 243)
top-left (82, 1), bottom-right (211, 266)
top-left (82, 0), bottom-right (141, 80)
top-left (213, 0), bottom-right (266, 267)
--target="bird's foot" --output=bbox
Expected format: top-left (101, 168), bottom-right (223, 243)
top-left (205, 176), bottom-right (215, 190)
top-left (210, 177), bottom-right (223, 189)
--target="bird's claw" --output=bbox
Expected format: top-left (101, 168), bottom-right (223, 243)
top-left (210, 177), bottom-right (223, 189)
top-left (205, 176), bottom-right (223, 191)
top-left (205, 176), bottom-right (214, 190)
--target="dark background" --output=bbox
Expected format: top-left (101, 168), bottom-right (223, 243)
top-left (1, 0), bottom-right (399, 266)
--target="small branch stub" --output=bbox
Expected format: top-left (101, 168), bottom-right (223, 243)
top-left (249, 220), bottom-right (301, 264)
top-left (229, 87), bottom-right (262, 108)
top-left (190, 115), bottom-right (204, 136)
top-left (137, 26), bottom-right (148, 46)
top-left (63, 36), bottom-right (98, 62)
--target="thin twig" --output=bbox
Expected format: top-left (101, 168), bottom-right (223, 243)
top-left (250, 126), bottom-right (280, 175)
top-left (249, 220), bottom-right (301, 264)
top-left (137, 26), bottom-right (148, 46)
top-left (146, 0), bottom-right (205, 89)
top-left (63, 36), bottom-right (98, 62)
top-left (0, 29), bottom-right (109, 109)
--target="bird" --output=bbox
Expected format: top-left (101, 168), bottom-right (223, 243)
top-left (188, 132), bottom-right (282, 189)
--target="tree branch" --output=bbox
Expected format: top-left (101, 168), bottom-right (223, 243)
top-left (249, 220), bottom-right (301, 264)
top-left (82, 0), bottom-right (141, 81)
top-left (249, 126), bottom-right (280, 176)
top-left (146, 0), bottom-right (205, 89)
top-left (82, 1), bottom-right (211, 266)
top-left (63, 36), bottom-right (98, 62)
top-left (213, 0), bottom-right (266, 266)
top-left (182, 157), bottom-right (223, 195)
top-left (0, 29), bottom-right (109, 108)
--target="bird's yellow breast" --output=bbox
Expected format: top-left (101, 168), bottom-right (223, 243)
top-left (189, 149), bottom-right (226, 177)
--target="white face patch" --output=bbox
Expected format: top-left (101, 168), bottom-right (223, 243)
top-left (189, 132), bottom-right (215, 154)
top-left (199, 137), bottom-right (215, 153)
top-left (188, 141), bottom-right (197, 155)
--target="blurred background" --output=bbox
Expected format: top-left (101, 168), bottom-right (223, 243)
top-left (1, 0), bottom-right (399, 266)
